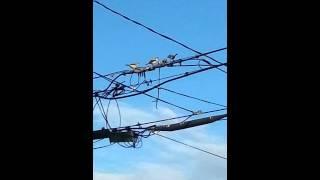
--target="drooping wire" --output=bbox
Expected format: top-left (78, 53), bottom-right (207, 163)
top-left (94, 97), bottom-right (112, 129)
top-left (127, 71), bottom-right (194, 89)
top-left (99, 98), bottom-right (112, 129)
top-left (115, 99), bottom-right (122, 127)
top-left (159, 88), bottom-right (226, 108)
top-left (154, 133), bottom-right (227, 160)
top-left (95, 72), bottom-right (195, 113)
top-left (105, 99), bottom-right (112, 128)
top-left (93, 97), bottom-right (99, 110)
top-left (93, 0), bottom-right (227, 73)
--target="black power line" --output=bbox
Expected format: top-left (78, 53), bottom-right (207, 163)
top-left (114, 99), bottom-right (122, 127)
top-left (116, 108), bottom-right (226, 129)
top-left (159, 88), bottom-right (226, 108)
top-left (93, 143), bottom-right (115, 150)
top-left (93, 0), bottom-right (227, 73)
top-left (94, 63), bottom-right (226, 100)
top-left (92, 48), bottom-right (226, 93)
top-left (95, 97), bottom-right (112, 129)
top-left (93, 139), bottom-right (104, 143)
top-left (94, 72), bottom-right (195, 113)
top-left (155, 133), bottom-right (227, 160)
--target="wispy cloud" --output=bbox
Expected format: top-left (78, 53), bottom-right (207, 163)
top-left (94, 101), bottom-right (180, 128)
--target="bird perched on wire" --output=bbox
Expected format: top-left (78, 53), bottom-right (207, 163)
top-left (167, 53), bottom-right (178, 60)
top-left (146, 57), bottom-right (159, 65)
top-left (126, 63), bottom-right (139, 70)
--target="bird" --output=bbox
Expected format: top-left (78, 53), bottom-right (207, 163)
top-left (146, 57), bottom-right (159, 65)
top-left (167, 53), bottom-right (178, 60)
top-left (112, 84), bottom-right (125, 97)
top-left (126, 63), bottom-right (139, 70)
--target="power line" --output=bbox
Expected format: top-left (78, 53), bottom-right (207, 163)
top-left (114, 63), bottom-right (216, 91)
top-left (95, 97), bottom-right (112, 129)
top-left (93, 139), bottom-right (104, 143)
top-left (93, 0), bottom-right (227, 73)
top-left (92, 48), bottom-right (226, 85)
top-left (117, 108), bottom-right (226, 129)
top-left (105, 99), bottom-right (112, 128)
top-left (94, 63), bottom-right (226, 100)
top-left (94, 143), bottom-right (115, 150)
top-left (155, 133), bottom-right (226, 160)
top-left (94, 72), bottom-right (195, 113)
top-left (114, 99), bottom-right (122, 127)
top-left (159, 87), bottom-right (226, 108)
top-left (93, 97), bottom-right (99, 110)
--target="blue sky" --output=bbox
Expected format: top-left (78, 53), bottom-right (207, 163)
top-left (93, 0), bottom-right (227, 179)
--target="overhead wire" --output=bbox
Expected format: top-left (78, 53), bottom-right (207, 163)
top-left (94, 143), bottom-right (115, 150)
top-left (114, 99), bottom-right (122, 127)
top-left (159, 87), bottom-right (226, 108)
top-left (155, 133), bottom-right (227, 159)
top-left (93, 48), bottom-right (226, 83)
top-left (94, 72), bottom-right (195, 113)
top-left (94, 96), bottom-right (112, 129)
top-left (116, 108), bottom-right (227, 129)
top-left (93, 0), bottom-right (227, 73)
top-left (93, 139), bottom-right (104, 143)
top-left (94, 62), bottom-right (226, 100)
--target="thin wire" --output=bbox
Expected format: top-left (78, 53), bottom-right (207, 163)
top-left (97, 97), bottom-right (112, 129)
top-left (92, 49), bottom-right (226, 86)
top-left (160, 88), bottom-right (226, 108)
top-left (124, 62), bottom-right (218, 89)
top-left (147, 94), bottom-right (193, 113)
top-left (94, 96), bottom-right (109, 128)
top-left (128, 72), bottom-right (190, 88)
top-left (93, 56), bottom-right (221, 83)
top-left (94, 143), bottom-right (115, 150)
top-left (156, 67), bottom-right (161, 108)
top-left (179, 115), bottom-right (193, 123)
top-left (95, 96), bottom-right (112, 129)
top-left (155, 133), bottom-right (227, 160)
top-left (117, 108), bottom-right (226, 129)
top-left (93, 70), bottom-right (127, 79)
top-left (93, 139), bottom-right (104, 143)
top-left (93, 0), bottom-right (227, 73)
top-left (105, 99), bottom-right (112, 128)
top-left (115, 99), bottom-right (122, 127)
top-left (94, 63), bottom-right (225, 100)
top-left (171, 64), bottom-right (212, 67)
top-left (95, 73), bottom-right (195, 113)
top-left (93, 97), bottom-right (99, 110)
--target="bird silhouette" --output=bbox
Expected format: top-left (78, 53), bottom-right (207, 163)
top-left (126, 63), bottom-right (139, 70)
top-left (146, 57), bottom-right (159, 65)
top-left (167, 53), bottom-right (178, 60)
